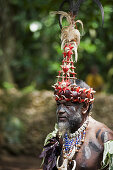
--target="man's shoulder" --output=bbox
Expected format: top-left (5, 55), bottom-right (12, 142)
top-left (89, 116), bottom-right (113, 143)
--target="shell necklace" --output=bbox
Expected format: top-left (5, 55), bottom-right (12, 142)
top-left (57, 118), bottom-right (89, 170)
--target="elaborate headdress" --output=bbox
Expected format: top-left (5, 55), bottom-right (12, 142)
top-left (52, 0), bottom-right (104, 104)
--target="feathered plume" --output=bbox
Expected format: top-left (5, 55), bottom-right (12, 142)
top-left (59, 0), bottom-right (104, 28)
top-left (51, 11), bottom-right (84, 62)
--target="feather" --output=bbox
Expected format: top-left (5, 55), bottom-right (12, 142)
top-left (75, 20), bottom-right (84, 36)
top-left (61, 39), bottom-right (67, 50)
top-left (51, 11), bottom-right (84, 62)
top-left (51, 11), bottom-right (72, 25)
top-left (72, 0), bottom-right (85, 16)
top-left (61, 22), bottom-right (81, 62)
top-left (58, 0), bottom-right (104, 27)
top-left (40, 137), bottom-right (61, 170)
top-left (93, 0), bottom-right (104, 26)
top-left (73, 43), bottom-right (78, 62)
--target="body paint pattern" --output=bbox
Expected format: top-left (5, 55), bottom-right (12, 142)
top-left (101, 131), bottom-right (108, 143)
top-left (96, 129), bottom-right (101, 139)
top-left (89, 141), bottom-right (102, 153)
top-left (84, 146), bottom-right (91, 159)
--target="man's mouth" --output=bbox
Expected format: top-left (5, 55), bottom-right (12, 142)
top-left (58, 116), bottom-right (67, 121)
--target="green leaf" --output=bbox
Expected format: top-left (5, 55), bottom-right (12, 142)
top-left (3, 82), bottom-right (15, 90)
top-left (102, 141), bottom-right (113, 169)
top-left (22, 83), bottom-right (36, 94)
top-left (44, 123), bottom-right (58, 146)
top-left (80, 39), bottom-right (97, 53)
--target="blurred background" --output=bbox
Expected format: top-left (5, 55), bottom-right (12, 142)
top-left (0, 0), bottom-right (113, 169)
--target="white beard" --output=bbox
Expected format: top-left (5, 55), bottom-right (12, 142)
top-left (58, 122), bottom-right (70, 136)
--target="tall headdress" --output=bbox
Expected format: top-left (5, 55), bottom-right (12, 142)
top-left (53, 0), bottom-right (104, 104)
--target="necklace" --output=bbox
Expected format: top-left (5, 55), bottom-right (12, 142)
top-left (57, 118), bottom-right (89, 170)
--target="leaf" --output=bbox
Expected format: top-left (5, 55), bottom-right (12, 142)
top-left (44, 124), bottom-right (58, 146)
top-left (102, 140), bottom-right (113, 169)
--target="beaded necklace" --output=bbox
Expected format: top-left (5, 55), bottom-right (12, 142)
top-left (57, 118), bottom-right (89, 170)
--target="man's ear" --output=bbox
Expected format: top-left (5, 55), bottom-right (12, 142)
top-left (82, 103), bottom-right (90, 115)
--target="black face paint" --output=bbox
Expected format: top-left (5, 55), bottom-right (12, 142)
top-left (68, 112), bottom-right (82, 132)
top-left (89, 141), bottom-right (101, 153)
top-left (96, 129), bottom-right (101, 139)
top-left (56, 102), bottom-right (83, 132)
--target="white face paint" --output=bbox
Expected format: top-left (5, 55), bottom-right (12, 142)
top-left (104, 131), bottom-right (108, 143)
top-left (84, 146), bottom-right (91, 159)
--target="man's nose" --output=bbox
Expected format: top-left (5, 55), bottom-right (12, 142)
top-left (58, 104), bottom-right (65, 114)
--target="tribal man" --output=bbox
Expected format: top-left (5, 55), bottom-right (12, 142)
top-left (40, 0), bottom-right (113, 169)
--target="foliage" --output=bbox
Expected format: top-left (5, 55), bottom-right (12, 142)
top-left (102, 140), bottom-right (113, 170)
top-left (44, 123), bottom-right (58, 146)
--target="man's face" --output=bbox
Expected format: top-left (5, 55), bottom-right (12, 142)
top-left (56, 100), bottom-right (83, 133)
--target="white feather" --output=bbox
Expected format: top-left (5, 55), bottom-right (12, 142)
top-left (51, 11), bottom-right (84, 62)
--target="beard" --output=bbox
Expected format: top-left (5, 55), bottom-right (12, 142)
top-left (58, 121), bottom-right (70, 137)
top-left (58, 107), bottom-right (82, 135)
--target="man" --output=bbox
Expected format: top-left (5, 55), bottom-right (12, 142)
top-left (56, 79), bottom-right (113, 170)
top-left (40, 79), bottom-right (113, 170)
top-left (40, 1), bottom-right (113, 169)
top-left (86, 65), bottom-right (104, 92)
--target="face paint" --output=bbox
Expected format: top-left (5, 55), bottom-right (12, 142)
top-left (56, 101), bottom-right (83, 133)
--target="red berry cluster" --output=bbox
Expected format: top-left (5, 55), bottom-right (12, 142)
top-left (54, 86), bottom-right (95, 103)
top-left (53, 43), bottom-right (95, 103)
